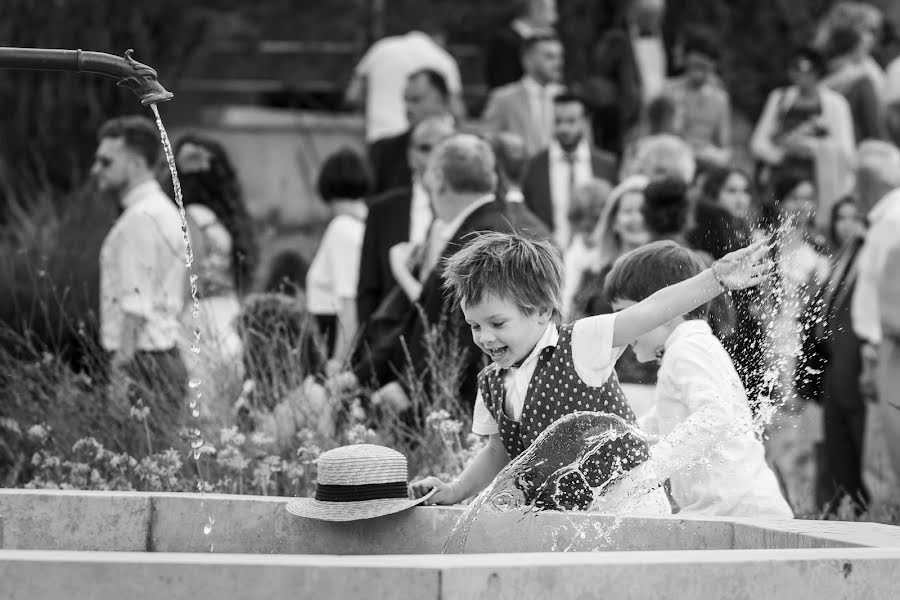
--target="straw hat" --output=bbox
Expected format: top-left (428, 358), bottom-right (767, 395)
top-left (285, 444), bottom-right (434, 521)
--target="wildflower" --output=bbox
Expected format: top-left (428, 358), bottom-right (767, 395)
top-left (345, 423), bottom-right (378, 445)
top-left (0, 418), bottom-right (21, 435)
top-left (250, 432), bottom-right (275, 447)
top-left (26, 424), bottom-right (49, 442)
top-left (219, 426), bottom-right (246, 448)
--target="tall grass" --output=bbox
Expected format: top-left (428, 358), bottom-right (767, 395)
top-left (0, 186), bottom-right (483, 493)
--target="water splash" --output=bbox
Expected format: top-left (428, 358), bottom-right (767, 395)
top-left (443, 411), bottom-right (651, 553)
top-left (150, 102), bottom-right (213, 549)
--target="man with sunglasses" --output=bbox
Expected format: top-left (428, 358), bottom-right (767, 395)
top-left (92, 116), bottom-right (188, 435)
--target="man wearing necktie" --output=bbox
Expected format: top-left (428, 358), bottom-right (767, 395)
top-left (520, 93), bottom-right (618, 247)
top-left (483, 35), bottom-right (564, 157)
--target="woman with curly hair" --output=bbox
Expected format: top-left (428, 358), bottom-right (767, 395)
top-left (164, 133), bottom-right (259, 379)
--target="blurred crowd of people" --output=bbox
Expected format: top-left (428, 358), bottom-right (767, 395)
top-left (94, 0), bottom-right (900, 516)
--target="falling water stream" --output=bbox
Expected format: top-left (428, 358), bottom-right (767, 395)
top-left (150, 103), bottom-right (215, 550)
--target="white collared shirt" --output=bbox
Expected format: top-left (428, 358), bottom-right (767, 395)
top-left (642, 320), bottom-right (793, 518)
top-left (100, 179), bottom-right (186, 351)
top-left (472, 314), bottom-right (623, 435)
top-left (409, 179), bottom-right (433, 247)
top-left (355, 31), bottom-right (462, 142)
top-left (631, 30), bottom-right (666, 105)
top-left (549, 140), bottom-right (593, 249)
top-left (852, 188), bottom-right (900, 344)
top-left (521, 76), bottom-right (562, 149)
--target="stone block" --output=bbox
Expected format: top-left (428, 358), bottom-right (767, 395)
top-left (0, 550), bottom-right (440, 600)
top-left (439, 548), bottom-right (900, 599)
top-left (0, 489), bottom-right (149, 551)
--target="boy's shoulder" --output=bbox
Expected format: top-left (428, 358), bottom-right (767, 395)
top-left (662, 321), bottom-right (733, 371)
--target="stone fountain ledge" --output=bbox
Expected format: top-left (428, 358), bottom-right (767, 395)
top-left (2, 489), bottom-right (900, 599)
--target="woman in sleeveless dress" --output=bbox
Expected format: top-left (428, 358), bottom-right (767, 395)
top-left (167, 134), bottom-right (258, 395)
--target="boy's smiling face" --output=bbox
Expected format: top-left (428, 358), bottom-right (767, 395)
top-left (462, 294), bottom-right (550, 369)
top-left (610, 299), bottom-right (680, 363)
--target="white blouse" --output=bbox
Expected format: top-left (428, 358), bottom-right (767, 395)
top-left (306, 214), bottom-right (365, 315)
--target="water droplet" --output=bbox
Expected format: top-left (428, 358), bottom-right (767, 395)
top-left (192, 410), bottom-right (200, 418)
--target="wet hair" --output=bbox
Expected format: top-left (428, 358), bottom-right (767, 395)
top-left (442, 231), bottom-right (563, 320)
top-left (642, 177), bottom-right (690, 239)
top-left (316, 147), bottom-right (373, 201)
top-left (682, 26), bottom-right (721, 62)
top-left (171, 133), bottom-right (259, 295)
top-left (408, 68), bottom-right (450, 103)
top-left (98, 115), bottom-right (161, 167)
top-left (604, 240), bottom-right (711, 320)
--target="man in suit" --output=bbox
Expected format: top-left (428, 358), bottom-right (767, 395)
top-left (583, 0), bottom-right (669, 156)
top-left (520, 92), bottom-right (617, 248)
top-left (356, 115), bottom-right (456, 326)
top-left (482, 35), bottom-right (563, 157)
top-left (811, 232), bottom-right (868, 514)
top-left (484, 0), bottom-right (557, 90)
top-left (354, 133), bottom-right (550, 411)
top-left (368, 69), bottom-right (454, 195)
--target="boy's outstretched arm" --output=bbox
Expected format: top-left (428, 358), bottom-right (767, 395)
top-left (612, 239), bottom-right (772, 348)
top-left (410, 434), bottom-right (510, 504)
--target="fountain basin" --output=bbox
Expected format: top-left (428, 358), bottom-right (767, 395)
top-left (2, 489), bottom-right (899, 598)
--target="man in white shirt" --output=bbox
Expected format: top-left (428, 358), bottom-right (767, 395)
top-left (483, 35), bottom-right (564, 156)
top-left (520, 92), bottom-right (617, 247)
top-left (851, 140), bottom-right (900, 401)
top-left (92, 116), bottom-right (188, 425)
top-left (345, 29), bottom-right (463, 143)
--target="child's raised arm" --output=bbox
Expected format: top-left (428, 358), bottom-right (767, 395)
top-left (612, 238), bottom-right (772, 348)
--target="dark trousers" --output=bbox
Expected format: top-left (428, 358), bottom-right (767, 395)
top-left (114, 348), bottom-right (189, 439)
top-left (817, 398), bottom-right (869, 514)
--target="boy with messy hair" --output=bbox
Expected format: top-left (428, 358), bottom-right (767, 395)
top-left (410, 231), bottom-right (773, 510)
top-left (604, 241), bottom-right (792, 518)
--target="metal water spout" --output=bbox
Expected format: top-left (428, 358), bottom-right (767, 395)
top-left (0, 47), bottom-right (173, 105)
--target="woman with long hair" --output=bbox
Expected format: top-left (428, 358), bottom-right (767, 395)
top-left (166, 133), bottom-right (259, 383)
top-left (572, 175), bottom-right (656, 385)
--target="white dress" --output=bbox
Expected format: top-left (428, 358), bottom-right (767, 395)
top-left (180, 204), bottom-right (243, 395)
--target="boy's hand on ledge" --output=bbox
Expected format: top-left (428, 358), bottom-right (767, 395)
top-left (712, 237), bottom-right (774, 290)
top-left (410, 476), bottom-right (461, 505)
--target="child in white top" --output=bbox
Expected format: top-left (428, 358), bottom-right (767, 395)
top-left (410, 232), bottom-right (774, 510)
top-left (606, 240), bottom-right (793, 519)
